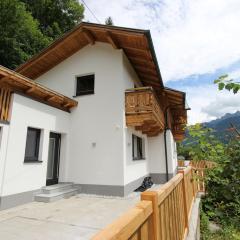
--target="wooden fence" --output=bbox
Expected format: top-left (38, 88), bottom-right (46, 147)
top-left (178, 160), bottom-right (217, 192)
top-left (92, 166), bottom-right (196, 240)
top-left (0, 87), bottom-right (12, 122)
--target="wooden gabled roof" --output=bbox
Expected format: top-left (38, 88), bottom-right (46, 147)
top-left (15, 22), bottom-right (163, 90)
top-left (13, 22), bottom-right (188, 130)
top-left (0, 65), bottom-right (78, 112)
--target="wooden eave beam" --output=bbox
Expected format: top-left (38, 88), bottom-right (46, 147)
top-left (16, 26), bottom-right (86, 74)
top-left (129, 56), bottom-right (154, 65)
top-left (141, 81), bottom-right (161, 89)
top-left (135, 66), bottom-right (157, 75)
top-left (139, 73), bottom-right (159, 82)
top-left (105, 31), bottom-right (119, 49)
top-left (124, 46), bottom-right (150, 54)
top-left (25, 87), bottom-right (36, 94)
top-left (45, 95), bottom-right (56, 102)
top-left (0, 76), bottom-right (11, 83)
top-left (81, 28), bottom-right (95, 45)
top-left (63, 102), bottom-right (73, 108)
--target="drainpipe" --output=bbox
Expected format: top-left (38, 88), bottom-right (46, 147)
top-left (164, 127), bottom-right (170, 182)
top-left (164, 106), bottom-right (171, 182)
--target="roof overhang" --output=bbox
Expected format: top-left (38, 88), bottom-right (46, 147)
top-left (15, 22), bottom-right (164, 90)
top-left (12, 22), bottom-right (189, 138)
top-left (0, 65), bottom-right (78, 112)
top-left (163, 87), bottom-right (189, 141)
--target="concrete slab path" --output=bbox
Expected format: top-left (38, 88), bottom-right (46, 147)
top-left (0, 193), bottom-right (140, 240)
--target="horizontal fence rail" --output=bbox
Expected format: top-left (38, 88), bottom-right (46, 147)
top-left (0, 87), bottom-right (12, 122)
top-left (92, 167), bottom-right (197, 240)
top-left (178, 160), bottom-right (216, 192)
top-left (92, 201), bottom-right (153, 240)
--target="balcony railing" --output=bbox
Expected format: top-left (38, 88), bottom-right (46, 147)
top-left (125, 87), bottom-right (165, 136)
top-left (0, 87), bottom-right (12, 122)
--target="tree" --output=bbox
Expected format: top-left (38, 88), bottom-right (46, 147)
top-left (214, 74), bottom-right (240, 94)
top-left (105, 16), bottom-right (114, 26)
top-left (178, 123), bottom-right (225, 161)
top-left (21, 0), bottom-right (84, 39)
top-left (0, 0), bottom-right (50, 69)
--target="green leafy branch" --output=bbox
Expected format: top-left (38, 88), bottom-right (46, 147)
top-left (214, 74), bottom-right (240, 94)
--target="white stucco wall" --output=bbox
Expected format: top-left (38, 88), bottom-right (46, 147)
top-left (36, 42), bottom-right (151, 187)
top-left (0, 124), bottom-right (10, 195)
top-left (121, 53), bottom-right (150, 185)
top-left (124, 128), bottom-right (149, 184)
top-left (166, 130), bottom-right (178, 175)
top-left (148, 133), bottom-right (166, 174)
top-left (36, 43), bottom-right (128, 186)
top-left (35, 42), bottom-right (178, 188)
top-left (1, 94), bottom-right (70, 196)
top-left (148, 130), bottom-right (177, 176)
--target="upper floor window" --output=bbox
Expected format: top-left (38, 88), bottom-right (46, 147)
top-left (132, 134), bottom-right (145, 160)
top-left (75, 74), bottom-right (95, 96)
top-left (24, 127), bottom-right (41, 162)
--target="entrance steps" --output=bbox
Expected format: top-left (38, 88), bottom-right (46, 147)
top-left (35, 183), bottom-right (79, 203)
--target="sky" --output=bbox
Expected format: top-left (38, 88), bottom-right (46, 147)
top-left (81, 0), bottom-right (240, 124)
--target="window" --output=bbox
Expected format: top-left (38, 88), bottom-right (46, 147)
top-left (132, 134), bottom-right (145, 160)
top-left (24, 127), bottom-right (41, 162)
top-left (75, 74), bottom-right (95, 96)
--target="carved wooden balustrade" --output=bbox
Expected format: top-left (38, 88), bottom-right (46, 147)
top-left (0, 87), bottom-right (12, 122)
top-left (172, 115), bottom-right (187, 141)
top-left (125, 87), bottom-right (165, 136)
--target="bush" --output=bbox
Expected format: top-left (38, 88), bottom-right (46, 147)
top-left (202, 140), bottom-right (240, 228)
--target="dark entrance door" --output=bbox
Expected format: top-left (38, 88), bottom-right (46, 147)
top-left (46, 132), bottom-right (61, 186)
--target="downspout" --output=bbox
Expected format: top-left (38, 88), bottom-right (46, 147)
top-left (164, 106), bottom-right (171, 182)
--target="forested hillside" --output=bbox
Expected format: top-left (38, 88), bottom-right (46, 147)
top-left (204, 111), bottom-right (240, 142)
top-left (0, 0), bottom-right (84, 69)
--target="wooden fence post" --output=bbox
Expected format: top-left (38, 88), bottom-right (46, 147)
top-left (141, 191), bottom-right (160, 240)
top-left (191, 168), bottom-right (196, 198)
top-left (178, 170), bottom-right (189, 234)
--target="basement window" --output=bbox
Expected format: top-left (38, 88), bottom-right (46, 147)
top-left (75, 74), bottom-right (95, 96)
top-left (24, 127), bottom-right (41, 162)
top-left (132, 134), bottom-right (145, 160)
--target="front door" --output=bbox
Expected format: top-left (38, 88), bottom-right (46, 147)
top-left (46, 132), bottom-right (61, 186)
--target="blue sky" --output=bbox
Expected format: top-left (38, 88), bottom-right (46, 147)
top-left (81, 0), bottom-right (240, 124)
top-left (167, 59), bottom-right (240, 89)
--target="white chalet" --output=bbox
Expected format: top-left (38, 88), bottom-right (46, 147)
top-left (0, 23), bottom-right (188, 210)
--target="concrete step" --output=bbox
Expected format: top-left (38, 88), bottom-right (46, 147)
top-left (35, 188), bottom-right (79, 203)
top-left (42, 183), bottom-right (73, 194)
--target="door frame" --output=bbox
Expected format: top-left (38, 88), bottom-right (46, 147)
top-left (46, 132), bottom-right (61, 186)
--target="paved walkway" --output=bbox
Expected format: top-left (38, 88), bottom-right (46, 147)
top-left (0, 193), bottom-right (140, 240)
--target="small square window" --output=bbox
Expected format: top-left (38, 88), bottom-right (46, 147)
top-left (132, 134), bottom-right (145, 160)
top-left (75, 74), bottom-right (95, 96)
top-left (24, 127), bottom-right (41, 162)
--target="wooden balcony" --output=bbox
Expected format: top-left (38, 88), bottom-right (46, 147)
top-left (171, 115), bottom-right (187, 141)
top-left (125, 87), bottom-right (165, 136)
top-left (0, 87), bottom-right (12, 122)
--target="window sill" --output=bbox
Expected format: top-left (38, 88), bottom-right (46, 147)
top-left (133, 158), bottom-right (146, 161)
top-left (24, 160), bottom-right (43, 163)
top-left (0, 120), bottom-right (10, 125)
top-left (73, 92), bottom-right (94, 98)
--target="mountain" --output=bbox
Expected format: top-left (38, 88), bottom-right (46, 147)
top-left (203, 111), bottom-right (240, 142)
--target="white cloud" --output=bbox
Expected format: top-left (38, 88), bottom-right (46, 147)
top-left (186, 85), bottom-right (240, 124)
top-left (81, 0), bottom-right (240, 123)
top-left (229, 69), bottom-right (240, 80)
top-left (82, 0), bottom-right (240, 82)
